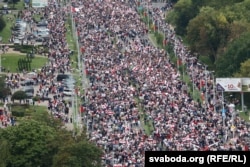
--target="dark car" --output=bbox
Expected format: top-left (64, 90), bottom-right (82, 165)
top-left (25, 92), bottom-right (34, 98)
top-left (21, 80), bottom-right (35, 86)
top-left (39, 96), bottom-right (52, 101)
top-left (37, 20), bottom-right (48, 27)
top-left (35, 38), bottom-right (44, 42)
top-left (56, 74), bottom-right (70, 82)
top-left (22, 86), bottom-right (35, 94)
top-left (12, 26), bottom-right (22, 31)
top-left (27, 34), bottom-right (36, 40)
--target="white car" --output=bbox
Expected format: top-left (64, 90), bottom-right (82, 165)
top-left (63, 89), bottom-right (74, 96)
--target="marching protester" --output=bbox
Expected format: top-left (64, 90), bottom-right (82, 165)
top-left (1, 0), bottom-right (249, 167)
top-left (71, 0), bottom-right (250, 166)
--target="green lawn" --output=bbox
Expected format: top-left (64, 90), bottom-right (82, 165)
top-left (66, 17), bottom-right (78, 69)
top-left (1, 53), bottom-right (48, 72)
top-left (239, 112), bottom-right (250, 122)
top-left (0, 14), bottom-right (14, 43)
top-left (148, 34), bottom-right (159, 48)
top-left (14, 0), bottom-right (25, 10)
top-left (11, 104), bottom-right (47, 114)
top-left (13, 104), bottom-right (49, 122)
top-left (3, 0), bottom-right (25, 10)
top-left (144, 119), bottom-right (154, 136)
top-left (66, 17), bottom-right (76, 52)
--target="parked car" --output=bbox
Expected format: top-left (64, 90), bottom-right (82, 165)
top-left (56, 74), bottom-right (70, 81)
top-left (21, 80), bottom-right (35, 86)
top-left (35, 37), bottom-right (43, 42)
top-left (37, 20), bottom-right (48, 27)
top-left (63, 89), bottom-right (74, 96)
top-left (13, 39), bottom-right (20, 45)
top-left (22, 86), bottom-right (34, 94)
top-left (25, 92), bottom-right (34, 98)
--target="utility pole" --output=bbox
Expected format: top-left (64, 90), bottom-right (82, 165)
top-left (212, 71), bottom-right (216, 112)
top-left (192, 61), bottom-right (194, 98)
top-left (0, 54), bottom-right (1, 73)
top-left (222, 91), bottom-right (226, 143)
top-left (205, 65), bottom-right (208, 111)
top-left (72, 91), bottom-right (75, 137)
top-left (147, 0), bottom-right (150, 32)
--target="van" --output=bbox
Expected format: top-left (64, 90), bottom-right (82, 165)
top-left (56, 74), bottom-right (70, 81)
top-left (63, 89), bottom-right (74, 96)
top-left (22, 86), bottom-right (35, 94)
top-left (21, 80), bottom-right (35, 86)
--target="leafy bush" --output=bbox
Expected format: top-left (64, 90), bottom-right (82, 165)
top-left (33, 96), bottom-right (40, 101)
top-left (0, 16), bottom-right (6, 32)
top-left (11, 103), bottom-right (29, 107)
top-left (14, 45), bottom-right (34, 53)
top-left (12, 110), bottom-right (25, 117)
top-left (25, 109), bottom-right (33, 116)
top-left (154, 32), bottom-right (164, 46)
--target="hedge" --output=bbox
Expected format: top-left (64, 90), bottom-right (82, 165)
top-left (12, 110), bottom-right (25, 117)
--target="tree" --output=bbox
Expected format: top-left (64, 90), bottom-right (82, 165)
top-left (186, 6), bottom-right (230, 62)
top-left (227, 21), bottom-right (250, 42)
top-left (0, 120), bottom-right (57, 167)
top-left (52, 140), bottom-right (103, 167)
top-left (0, 138), bottom-right (10, 167)
top-left (4, 0), bottom-right (21, 9)
top-left (215, 32), bottom-right (250, 77)
top-left (11, 90), bottom-right (27, 103)
top-left (0, 75), bottom-right (11, 101)
top-left (0, 111), bottom-right (103, 167)
top-left (234, 59), bottom-right (250, 77)
top-left (169, 0), bottom-right (197, 35)
top-left (0, 87), bottom-right (11, 101)
top-left (0, 16), bottom-right (6, 32)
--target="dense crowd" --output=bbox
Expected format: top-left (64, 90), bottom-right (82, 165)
top-left (0, 0), bottom-right (249, 166)
top-left (0, 0), bottom-right (73, 128)
top-left (72, 0), bottom-right (250, 166)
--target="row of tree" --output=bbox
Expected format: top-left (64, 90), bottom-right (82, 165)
top-left (0, 111), bottom-right (102, 167)
top-left (17, 57), bottom-right (32, 72)
top-left (0, 76), bottom-right (10, 101)
top-left (167, 0), bottom-right (250, 77)
top-left (18, 52), bottom-right (35, 71)
top-left (0, 16), bottom-right (6, 32)
top-left (0, 74), bottom-right (103, 166)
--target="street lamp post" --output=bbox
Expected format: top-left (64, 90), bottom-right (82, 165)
top-left (228, 103), bottom-right (236, 139)
top-left (221, 91), bottom-right (226, 143)
top-left (211, 71), bottom-right (216, 112)
top-left (72, 92), bottom-right (75, 137)
top-left (147, 1), bottom-right (150, 31)
top-left (205, 65), bottom-right (208, 111)
top-left (0, 54), bottom-right (1, 73)
top-left (249, 110), bottom-right (250, 121)
top-left (192, 62), bottom-right (194, 98)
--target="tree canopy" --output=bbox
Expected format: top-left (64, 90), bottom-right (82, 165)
top-left (11, 90), bottom-right (27, 102)
top-left (0, 120), bottom-right (56, 167)
top-left (0, 112), bottom-right (102, 167)
top-left (215, 32), bottom-right (250, 77)
top-left (167, 0), bottom-right (250, 77)
top-left (0, 76), bottom-right (10, 101)
top-left (0, 16), bottom-right (6, 32)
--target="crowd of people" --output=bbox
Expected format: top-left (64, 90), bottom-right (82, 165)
top-left (71, 0), bottom-right (250, 166)
top-left (0, 0), bottom-right (73, 128)
top-left (0, 0), bottom-right (250, 166)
